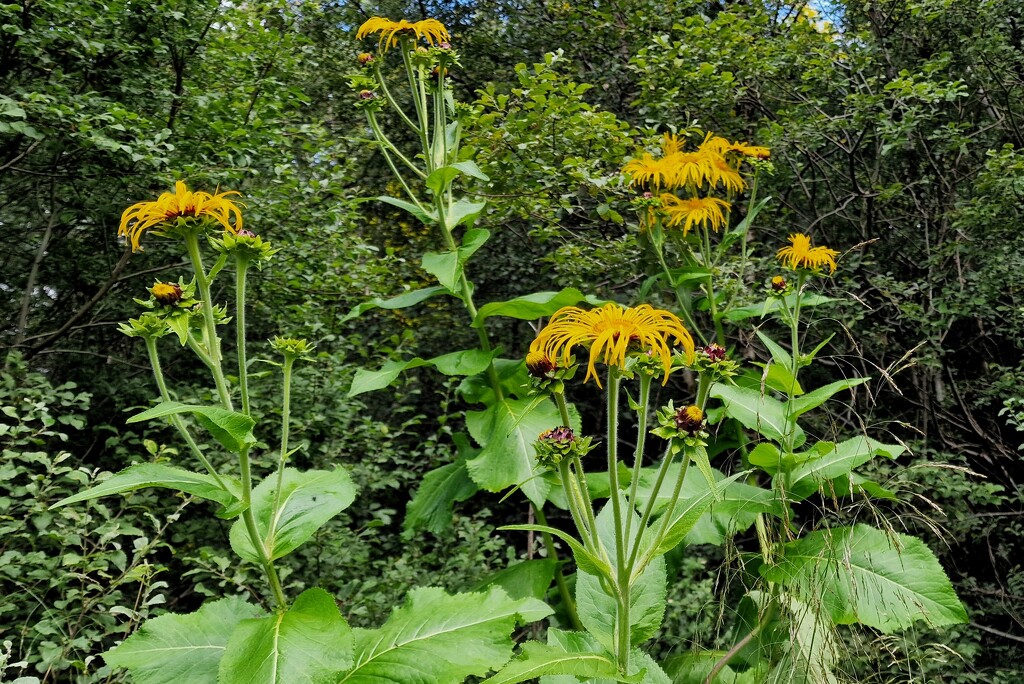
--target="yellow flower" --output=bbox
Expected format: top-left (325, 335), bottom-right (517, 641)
top-left (660, 132), bottom-right (686, 156)
top-left (355, 17), bottom-right (449, 52)
top-left (119, 181), bottom-right (243, 253)
top-left (706, 156), bottom-right (746, 193)
top-left (530, 303), bottom-right (695, 387)
top-left (776, 233), bottom-right (840, 273)
top-left (660, 195), bottom-right (730, 235)
top-left (666, 152), bottom-right (715, 188)
top-left (622, 153), bottom-right (677, 189)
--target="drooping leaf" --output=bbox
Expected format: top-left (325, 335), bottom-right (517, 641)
top-left (339, 587), bottom-right (551, 683)
top-left (470, 559), bottom-right (559, 602)
top-left (50, 462), bottom-right (242, 514)
top-left (404, 454), bottom-right (478, 534)
top-left (219, 588), bottom-right (353, 684)
top-left (710, 384), bottom-right (804, 445)
top-left (230, 468), bottom-right (357, 563)
top-left (127, 402), bottom-right (256, 452)
top-left (349, 350), bottom-right (497, 397)
top-left (762, 524), bottom-right (968, 632)
top-left (104, 596), bottom-right (261, 684)
top-left (466, 396), bottom-right (560, 507)
top-left (340, 286), bottom-right (448, 324)
top-left (481, 640), bottom-right (641, 684)
top-left (375, 195), bottom-right (437, 224)
top-left (472, 288), bottom-right (607, 327)
top-left (500, 523), bottom-right (611, 577)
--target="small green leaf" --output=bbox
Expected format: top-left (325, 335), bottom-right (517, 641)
top-left (375, 196), bottom-right (436, 224)
top-left (786, 436), bottom-right (904, 500)
top-left (500, 523), bottom-right (611, 577)
top-left (725, 293), bottom-right (835, 322)
top-left (786, 378), bottom-right (869, 418)
top-left (50, 463), bottom-right (242, 514)
top-left (710, 385), bottom-right (804, 445)
top-left (473, 288), bottom-right (607, 327)
top-left (756, 330), bottom-right (793, 370)
top-left (219, 588), bottom-right (353, 684)
top-left (470, 559), bottom-right (559, 602)
top-left (229, 468), bottom-right (357, 563)
top-left (104, 596), bottom-right (261, 684)
top-left (422, 250), bottom-right (461, 293)
top-left (450, 159), bottom-right (490, 181)
top-left (127, 402), bottom-right (256, 453)
top-left (426, 166), bottom-right (462, 194)
top-left (447, 199), bottom-right (487, 229)
top-left (341, 286), bottom-right (448, 324)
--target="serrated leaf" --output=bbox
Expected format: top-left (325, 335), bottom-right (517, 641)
top-left (482, 641), bottom-right (641, 684)
top-left (230, 468), bottom-right (356, 563)
top-left (466, 396), bottom-right (559, 507)
top-left (339, 587), bottom-right (552, 683)
top-left (471, 559), bottom-right (559, 602)
top-left (762, 524), bottom-right (968, 632)
top-left (50, 463), bottom-right (242, 514)
top-left (219, 588), bottom-right (353, 684)
top-left (104, 596), bottom-right (261, 684)
top-left (340, 286), bottom-right (448, 324)
top-left (710, 384), bottom-right (804, 445)
top-left (404, 456), bottom-right (478, 535)
top-left (472, 288), bottom-right (608, 327)
top-left (127, 402), bottom-right (256, 452)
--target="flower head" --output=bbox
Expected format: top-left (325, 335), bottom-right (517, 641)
top-left (770, 275), bottom-right (788, 292)
top-left (526, 350), bottom-right (556, 377)
top-left (356, 17), bottom-right (450, 52)
top-left (660, 195), bottom-right (730, 235)
top-left (622, 153), bottom-right (677, 189)
top-left (358, 52), bottom-right (374, 66)
top-left (675, 404), bottom-right (705, 435)
top-left (150, 282), bottom-right (183, 306)
top-left (776, 233), bottom-right (840, 273)
top-left (119, 181), bottom-right (243, 252)
top-left (530, 303), bottom-right (695, 387)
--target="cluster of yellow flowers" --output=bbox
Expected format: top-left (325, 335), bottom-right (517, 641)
top-left (623, 132), bottom-right (768, 236)
top-left (118, 181), bottom-right (243, 252)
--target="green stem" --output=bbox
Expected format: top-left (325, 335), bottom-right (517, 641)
top-left (239, 445), bottom-right (288, 609)
top-left (604, 368), bottom-right (630, 672)
top-left (235, 256), bottom-right (251, 416)
top-left (373, 63), bottom-right (419, 132)
top-left (624, 374), bottom-right (652, 544)
top-left (183, 231), bottom-right (233, 410)
top-left (270, 355), bottom-right (295, 535)
top-left (533, 505), bottom-right (584, 631)
top-left (635, 448), bottom-right (690, 579)
top-left (626, 441), bottom-right (675, 572)
top-left (655, 244), bottom-right (708, 346)
top-left (700, 226), bottom-right (726, 346)
top-left (144, 337), bottom-right (228, 491)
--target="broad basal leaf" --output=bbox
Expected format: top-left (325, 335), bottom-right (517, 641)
top-left (104, 596), bottom-right (261, 684)
top-left (762, 524), bottom-right (968, 632)
top-left (466, 396), bottom-right (560, 507)
top-left (219, 588), bottom-right (353, 684)
top-left (230, 467), bottom-right (356, 563)
top-left (339, 586), bottom-right (551, 684)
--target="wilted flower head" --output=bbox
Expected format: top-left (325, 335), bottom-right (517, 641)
top-left (358, 52), bottom-right (374, 66)
top-left (119, 181), bottom-right (243, 252)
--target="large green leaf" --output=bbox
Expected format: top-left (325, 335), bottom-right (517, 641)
top-left (762, 524), bottom-right (968, 632)
top-left (481, 640), bottom-right (640, 684)
top-left (340, 286), bottom-right (448, 324)
top-left (472, 288), bottom-right (607, 327)
top-left (466, 396), bottom-right (560, 507)
top-left (724, 293), bottom-right (835, 322)
top-left (339, 586), bottom-right (551, 683)
top-left (219, 588), bottom-right (353, 684)
top-left (710, 384), bottom-right (804, 445)
top-left (104, 596), bottom-right (261, 684)
top-left (230, 468), bottom-right (356, 563)
top-left (786, 436), bottom-right (904, 500)
top-left (421, 228), bottom-right (491, 293)
top-left (127, 402), bottom-right (256, 452)
top-left (574, 503), bottom-right (666, 651)
top-left (50, 462), bottom-right (242, 514)
top-left (470, 559), bottom-right (559, 602)
top-left (404, 444), bottom-right (479, 535)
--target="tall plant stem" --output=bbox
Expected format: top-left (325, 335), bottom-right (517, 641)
top-left (183, 232), bottom-right (233, 410)
top-left (144, 338), bottom-right (227, 491)
top-left (604, 368), bottom-right (630, 672)
top-left (270, 354), bottom-right (296, 542)
top-left (235, 256), bottom-right (251, 416)
top-left (533, 505), bottom-right (583, 631)
top-left (238, 445), bottom-right (288, 610)
top-left (655, 245), bottom-right (708, 346)
top-left (624, 374), bottom-right (652, 544)
top-left (700, 227), bottom-right (726, 346)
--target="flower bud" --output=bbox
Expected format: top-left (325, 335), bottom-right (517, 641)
top-left (359, 89), bottom-right (376, 100)
top-left (358, 52), bottom-right (374, 66)
top-left (534, 426), bottom-right (595, 469)
top-left (674, 404), bottom-right (705, 435)
top-left (771, 275), bottom-right (787, 293)
top-left (702, 344), bottom-right (727, 363)
top-left (150, 282), bottom-right (183, 306)
top-left (526, 350), bottom-right (556, 377)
